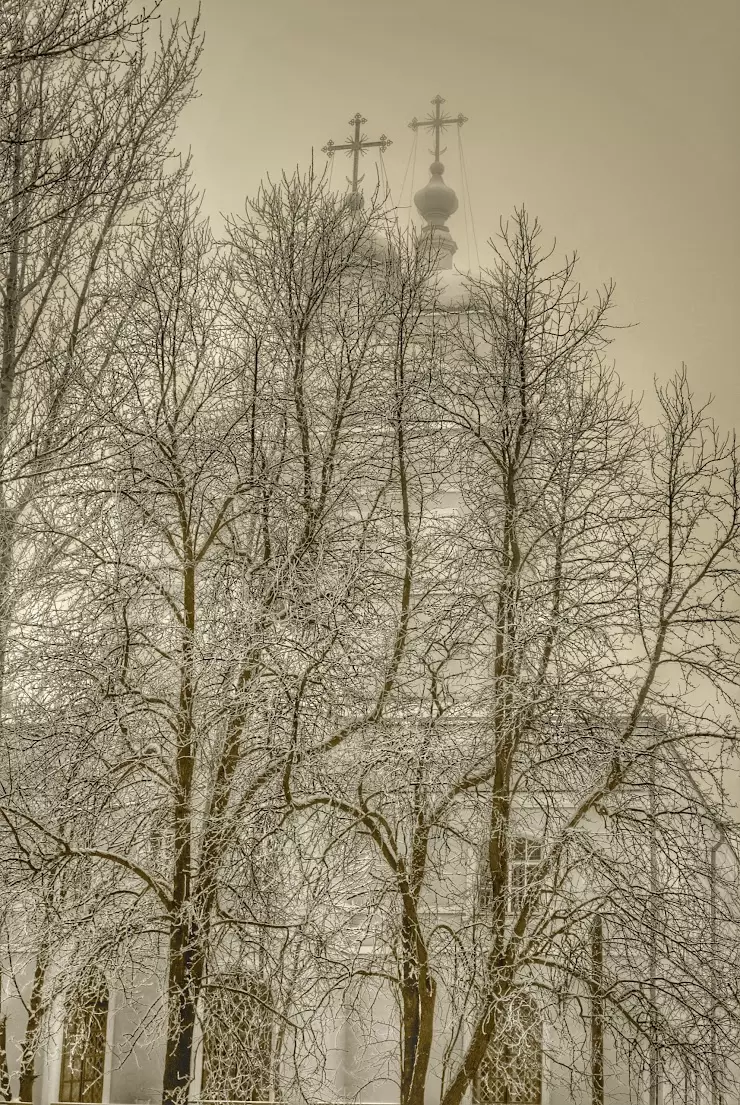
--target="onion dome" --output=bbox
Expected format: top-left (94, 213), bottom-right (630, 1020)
top-left (414, 163), bottom-right (458, 269)
top-left (413, 161), bottom-right (459, 227)
top-left (408, 96), bottom-right (468, 272)
top-left (414, 161), bottom-right (459, 271)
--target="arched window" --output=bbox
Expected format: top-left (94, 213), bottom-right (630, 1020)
top-left (473, 996), bottom-right (542, 1105)
top-left (58, 973), bottom-right (109, 1103)
top-left (201, 974), bottom-right (272, 1103)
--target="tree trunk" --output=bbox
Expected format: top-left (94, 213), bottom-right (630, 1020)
top-left (162, 554), bottom-right (200, 1105)
top-left (161, 917), bottom-right (201, 1105)
top-left (400, 979), bottom-right (436, 1105)
top-left (399, 914), bottom-right (436, 1105)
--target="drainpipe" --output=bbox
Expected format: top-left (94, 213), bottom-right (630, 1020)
top-left (710, 836), bottom-right (722, 1105)
top-left (649, 749), bottom-right (659, 1105)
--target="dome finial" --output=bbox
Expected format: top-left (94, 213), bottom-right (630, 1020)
top-left (408, 96), bottom-right (467, 270)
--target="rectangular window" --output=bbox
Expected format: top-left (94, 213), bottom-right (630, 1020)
top-left (58, 983), bottom-right (109, 1103)
top-left (477, 836), bottom-right (542, 917)
top-left (509, 837), bottom-right (542, 916)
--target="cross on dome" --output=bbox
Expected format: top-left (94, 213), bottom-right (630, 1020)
top-left (322, 113), bottom-right (392, 205)
top-left (409, 95), bottom-right (468, 272)
top-left (408, 94), bottom-right (467, 162)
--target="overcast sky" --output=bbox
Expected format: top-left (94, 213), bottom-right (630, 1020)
top-left (168, 0), bottom-right (739, 428)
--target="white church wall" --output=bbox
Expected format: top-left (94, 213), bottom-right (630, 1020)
top-left (107, 979), bottom-right (165, 1105)
top-left (336, 973), bottom-right (398, 1105)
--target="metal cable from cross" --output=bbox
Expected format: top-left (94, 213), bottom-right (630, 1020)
top-left (408, 94), bottom-right (467, 161)
top-left (322, 113), bottom-right (392, 195)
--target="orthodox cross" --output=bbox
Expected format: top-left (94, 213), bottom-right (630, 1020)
top-left (322, 113), bottom-right (392, 194)
top-left (408, 94), bottom-right (467, 161)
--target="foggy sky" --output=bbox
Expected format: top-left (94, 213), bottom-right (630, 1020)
top-left (167, 0), bottom-right (739, 428)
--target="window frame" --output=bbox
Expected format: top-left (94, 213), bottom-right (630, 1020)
top-left (508, 835), bottom-right (543, 917)
top-left (476, 834), bottom-right (543, 918)
top-left (58, 978), bottom-right (109, 1104)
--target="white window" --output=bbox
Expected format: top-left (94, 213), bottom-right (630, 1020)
top-left (509, 837), bottom-right (542, 915)
top-left (477, 836), bottom-right (542, 916)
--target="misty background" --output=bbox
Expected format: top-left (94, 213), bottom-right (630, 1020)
top-left (165, 0), bottom-right (739, 426)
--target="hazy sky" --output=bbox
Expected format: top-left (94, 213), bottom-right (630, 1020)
top-left (168, 0), bottom-right (739, 427)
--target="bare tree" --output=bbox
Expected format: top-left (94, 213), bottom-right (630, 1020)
top-left (285, 211), bottom-right (740, 1105)
top-left (0, 721), bottom-right (148, 1103)
top-left (0, 0), bottom-right (201, 696)
top-left (1, 76), bottom-right (738, 1105)
top-left (0, 1), bottom-right (200, 1094)
top-left (0, 1), bottom-right (159, 70)
top-left (0, 168), bottom-right (447, 1105)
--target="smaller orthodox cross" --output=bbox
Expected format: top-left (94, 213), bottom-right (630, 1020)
top-left (322, 113), bottom-right (392, 195)
top-left (408, 95), bottom-right (467, 161)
